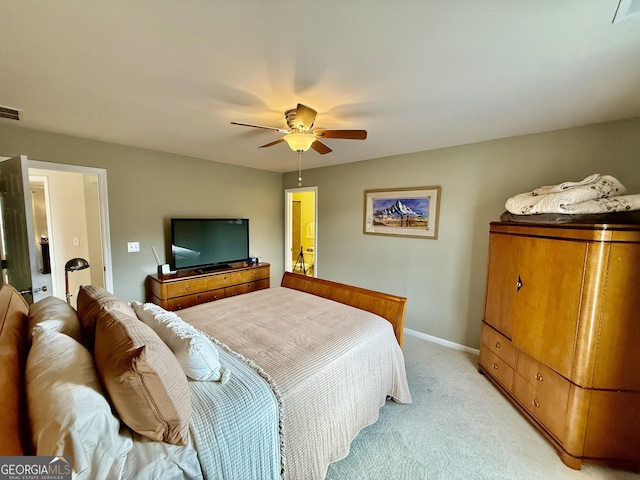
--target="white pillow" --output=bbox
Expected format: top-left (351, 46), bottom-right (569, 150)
top-left (26, 328), bottom-right (132, 479)
top-left (131, 301), bottom-right (227, 382)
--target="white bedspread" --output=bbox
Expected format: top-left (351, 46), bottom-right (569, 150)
top-left (178, 287), bottom-right (412, 480)
top-left (122, 430), bottom-right (203, 480)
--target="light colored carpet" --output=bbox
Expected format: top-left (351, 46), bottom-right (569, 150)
top-left (325, 334), bottom-right (639, 480)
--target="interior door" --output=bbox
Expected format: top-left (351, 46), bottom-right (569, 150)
top-left (0, 155), bottom-right (48, 303)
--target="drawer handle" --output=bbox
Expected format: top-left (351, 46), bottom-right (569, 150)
top-left (535, 373), bottom-right (543, 382)
top-left (492, 363), bottom-right (498, 370)
top-left (516, 275), bottom-right (523, 292)
top-left (495, 341), bottom-right (501, 349)
top-left (532, 399), bottom-right (540, 408)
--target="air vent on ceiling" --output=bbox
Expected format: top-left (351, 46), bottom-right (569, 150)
top-left (613, 0), bottom-right (640, 23)
top-left (0, 105), bottom-right (21, 121)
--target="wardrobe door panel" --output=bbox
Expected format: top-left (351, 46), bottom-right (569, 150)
top-left (484, 233), bottom-right (522, 338)
top-left (511, 237), bottom-right (586, 379)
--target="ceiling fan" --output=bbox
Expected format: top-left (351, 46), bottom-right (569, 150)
top-left (231, 103), bottom-right (367, 154)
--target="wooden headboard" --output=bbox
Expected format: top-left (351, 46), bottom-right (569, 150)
top-left (281, 272), bottom-right (407, 347)
top-left (0, 284), bottom-right (30, 455)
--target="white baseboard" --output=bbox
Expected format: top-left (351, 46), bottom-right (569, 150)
top-left (404, 328), bottom-right (479, 355)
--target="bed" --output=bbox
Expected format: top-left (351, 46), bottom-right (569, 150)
top-left (0, 272), bottom-right (411, 479)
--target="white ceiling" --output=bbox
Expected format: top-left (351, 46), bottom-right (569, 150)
top-left (1, 1), bottom-right (639, 173)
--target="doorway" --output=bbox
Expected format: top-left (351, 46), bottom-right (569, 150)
top-left (285, 187), bottom-right (317, 277)
top-left (0, 156), bottom-right (112, 306)
top-left (29, 167), bottom-right (107, 306)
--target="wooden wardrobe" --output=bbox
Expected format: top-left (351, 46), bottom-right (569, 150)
top-left (478, 220), bottom-right (640, 472)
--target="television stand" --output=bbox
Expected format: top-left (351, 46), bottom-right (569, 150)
top-left (195, 264), bottom-right (231, 274)
top-left (146, 262), bottom-right (270, 311)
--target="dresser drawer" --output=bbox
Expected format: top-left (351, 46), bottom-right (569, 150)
top-left (166, 278), bottom-right (208, 297)
top-left (206, 275), bottom-right (230, 290)
top-left (514, 351), bottom-right (570, 441)
top-left (233, 267), bottom-right (270, 284)
top-left (481, 323), bottom-right (516, 367)
top-left (479, 347), bottom-right (514, 391)
top-left (166, 288), bottom-right (224, 310)
top-left (224, 278), bottom-right (269, 298)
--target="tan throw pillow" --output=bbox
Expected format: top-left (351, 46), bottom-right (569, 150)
top-left (27, 295), bottom-right (84, 344)
top-left (76, 285), bottom-right (136, 348)
top-left (26, 328), bottom-right (132, 476)
top-left (94, 308), bottom-right (191, 445)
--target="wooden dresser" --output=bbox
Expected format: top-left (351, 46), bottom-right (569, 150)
top-left (478, 221), bottom-right (640, 472)
top-left (146, 262), bottom-right (270, 311)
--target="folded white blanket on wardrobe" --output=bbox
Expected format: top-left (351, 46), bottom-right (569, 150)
top-left (531, 173), bottom-right (602, 195)
top-left (505, 174), bottom-right (630, 215)
top-left (558, 194), bottom-right (640, 214)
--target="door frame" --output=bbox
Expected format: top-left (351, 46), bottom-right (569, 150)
top-left (284, 186), bottom-right (317, 276)
top-left (1, 156), bottom-right (114, 293)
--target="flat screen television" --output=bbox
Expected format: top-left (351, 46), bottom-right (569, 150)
top-left (170, 218), bottom-right (249, 272)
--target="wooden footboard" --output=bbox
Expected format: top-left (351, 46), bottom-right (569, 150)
top-left (281, 272), bottom-right (407, 347)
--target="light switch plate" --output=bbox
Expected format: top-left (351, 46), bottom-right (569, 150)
top-left (127, 241), bottom-right (140, 253)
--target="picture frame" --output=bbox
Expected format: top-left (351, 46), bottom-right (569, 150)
top-left (363, 186), bottom-right (441, 239)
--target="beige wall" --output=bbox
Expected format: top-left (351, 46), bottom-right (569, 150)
top-left (3, 117), bottom-right (639, 348)
top-left (283, 117), bottom-right (640, 348)
top-left (0, 123), bottom-right (284, 302)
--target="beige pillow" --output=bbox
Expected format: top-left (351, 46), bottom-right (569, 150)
top-left (26, 328), bottom-right (132, 476)
top-left (27, 295), bottom-right (84, 344)
top-left (76, 285), bottom-right (136, 348)
top-left (94, 308), bottom-right (191, 445)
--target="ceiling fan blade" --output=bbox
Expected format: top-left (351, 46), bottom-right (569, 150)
top-left (294, 104), bottom-right (317, 130)
top-left (314, 129), bottom-right (367, 140)
top-left (231, 121), bottom-right (288, 133)
top-left (311, 140), bottom-right (332, 155)
top-left (259, 138), bottom-right (286, 148)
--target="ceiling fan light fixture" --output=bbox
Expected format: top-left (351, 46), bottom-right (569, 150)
top-left (284, 132), bottom-right (315, 152)
top-left (231, 103), bottom-right (366, 155)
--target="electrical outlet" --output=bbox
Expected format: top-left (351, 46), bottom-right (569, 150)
top-left (127, 241), bottom-right (140, 253)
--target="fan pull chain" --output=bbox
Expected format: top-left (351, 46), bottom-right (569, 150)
top-left (298, 150), bottom-right (303, 186)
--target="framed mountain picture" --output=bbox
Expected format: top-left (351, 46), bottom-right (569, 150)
top-left (363, 186), bottom-right (441, 239)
